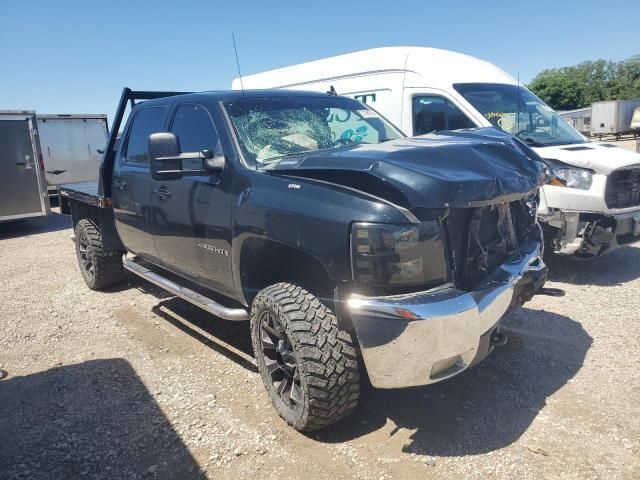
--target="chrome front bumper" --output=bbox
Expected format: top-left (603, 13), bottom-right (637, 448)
top-left (347, 239), bottom-right (546, 389)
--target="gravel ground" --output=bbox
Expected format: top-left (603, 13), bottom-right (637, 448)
top-left (1, 211), bottom-right (639, 480)
top-left (589, 135), bottom-right (638, 153)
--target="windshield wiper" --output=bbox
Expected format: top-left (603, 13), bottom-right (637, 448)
top-left (518, 137), bottom-right (545, 147)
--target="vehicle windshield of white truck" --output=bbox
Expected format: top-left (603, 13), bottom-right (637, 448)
top-left (224, 96), bottom-right (403, 164)
top-left (454, 83), bottom-right (586, 147)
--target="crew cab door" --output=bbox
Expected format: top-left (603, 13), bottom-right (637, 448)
top-left (151, 103), bottom-right (234, 296)
top-left (112, 106), bottom-right (165, 259)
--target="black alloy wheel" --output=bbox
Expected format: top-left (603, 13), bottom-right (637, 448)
top-left (77, 229), bottom-right (95, 280)
top-left (259, 310), bottom-right (304, 411)
top-left (250, 283), bottom-right (360, 431)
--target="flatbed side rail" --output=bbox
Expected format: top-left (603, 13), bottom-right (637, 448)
top-left (58, 186), bottom-right (108, 208)
top-left (98, 88), bottom-right (191, 198)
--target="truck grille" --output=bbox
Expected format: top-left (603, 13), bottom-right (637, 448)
top-left (445, 199), bottom-right (537, 290)
top-left (605, 167), bottom-right (640, 209)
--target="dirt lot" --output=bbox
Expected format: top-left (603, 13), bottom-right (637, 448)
top-left (1, 211), bottom-right (639, 480)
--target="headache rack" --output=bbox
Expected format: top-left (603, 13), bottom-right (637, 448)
top-left (605, 166), bottom-right (640, 209)
top-left (97, 88), bottom-right (191, 199)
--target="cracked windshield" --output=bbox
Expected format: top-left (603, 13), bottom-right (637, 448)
top-left (224, 96), bottom-right (403, 164)
top-left (454, 82), bottom-right (586, 147)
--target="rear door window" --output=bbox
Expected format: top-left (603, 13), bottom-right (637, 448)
top-left (122, 107), bottom-right (165, 165)
top-left (412, 96), bottom-right (475, 135)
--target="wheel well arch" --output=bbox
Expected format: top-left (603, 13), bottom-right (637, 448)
top-left (239, 237), bottom-right (336, 307)
top-left (67, 200), bottom-right (124, 253)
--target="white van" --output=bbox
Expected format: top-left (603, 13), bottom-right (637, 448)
top-left (233, 47), bottom-right (640, 257)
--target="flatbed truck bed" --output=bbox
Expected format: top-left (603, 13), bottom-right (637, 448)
top-left (58, 181), bottom-right (104, 209)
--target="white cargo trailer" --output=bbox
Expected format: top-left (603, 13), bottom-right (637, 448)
top-left (591, 99), bottom-right (640, 139)
top-left (36, 114), bottom-right (109, 194)
top-left (0, 110), bottom-right (50, 222)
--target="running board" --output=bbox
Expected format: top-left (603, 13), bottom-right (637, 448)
top-left (123, 258), bottom-right (249, 321)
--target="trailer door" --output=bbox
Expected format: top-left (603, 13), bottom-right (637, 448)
top-left (0, 118), bottom-right (46, 220)
top-left (38, 117), bottom-right (108, 189)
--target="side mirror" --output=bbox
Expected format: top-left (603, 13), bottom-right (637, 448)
top-left (149, 133), bottom-right (225, 181)
top-left (149, 132), bottom-right (182, 180)
top-left (203, 149), bottom-right (225, 172)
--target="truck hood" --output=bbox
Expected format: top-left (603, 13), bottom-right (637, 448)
top-left (535, 142), bottom-right (640, 175)
top-left (265, 127), bottom-right (547, 209)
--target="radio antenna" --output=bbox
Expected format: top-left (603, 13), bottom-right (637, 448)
top-left (232, 33), bottom-right (245, 95)
top-left (516, 72), bottom-right (520, 135)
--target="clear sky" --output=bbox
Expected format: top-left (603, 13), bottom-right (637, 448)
top-left (1, 0), bottom-right (638, 124)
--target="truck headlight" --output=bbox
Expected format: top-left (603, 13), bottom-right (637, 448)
top-left (545, 160), bottom-right (593, 190)
top-left (554, 167), bottom-right (593, 190)
top-left (350, 221), bottom-right (448, 288)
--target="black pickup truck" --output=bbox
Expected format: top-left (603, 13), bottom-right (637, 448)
top-left (59, 88), bottom-right (548, 431)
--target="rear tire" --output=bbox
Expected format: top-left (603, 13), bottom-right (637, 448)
top-left (251, 283), bottom-right (360, 431)
top-left (74, 219), bottom-right (124, 290)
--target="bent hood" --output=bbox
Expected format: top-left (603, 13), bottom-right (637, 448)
top-left (266, 127), bottom-right (547, 209)
top-left (535, 142), bottom-right (640, 175)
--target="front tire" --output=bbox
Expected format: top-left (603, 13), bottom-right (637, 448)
top-left (74, 219), bottom-right (124, 290)
top-left (251, 283), bottom-right (360, 431)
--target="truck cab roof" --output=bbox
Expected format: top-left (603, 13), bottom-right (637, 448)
top-left (133, 89), bottom-right (342, 109)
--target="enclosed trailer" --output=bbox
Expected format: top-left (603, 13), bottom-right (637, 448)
top-left (559, 107), bottom-right (592, 135)
top-left (630, 106), bottom-right (640, 132)
top-left (0, 110), bottom-right (50, 222)
top-left (591, 99), bottom-right (640, 139)
top-left (36, 114), bottom-right (109, 194)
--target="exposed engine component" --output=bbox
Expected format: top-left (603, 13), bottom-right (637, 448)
top-left (448, 197), bottom-right (539, 290)
top-left (542, 209), bottom-right (626, 258)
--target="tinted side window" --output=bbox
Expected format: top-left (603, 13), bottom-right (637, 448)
top-left (123, 107), bottom-right (165, 164)
top-left (447, 101), bottom-right (476, 130)
top-left (412, 96), bottom-right (475, 135)
top-left (171, 104), bottom-right (219, 170)
top-left (171, 104), bottom-right (219, 152)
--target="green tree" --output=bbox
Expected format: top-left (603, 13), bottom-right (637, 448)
top-left (610, 55), bottom-right (640, 100)
top-left (528, 68), bottom-right (585, 110)
top-left (528, 55), bottom-right (640, 110)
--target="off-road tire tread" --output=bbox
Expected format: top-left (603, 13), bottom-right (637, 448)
top-left (251, 282), bottom-right (360, 431)
top-left (75, 219), bottom-right (124, 290)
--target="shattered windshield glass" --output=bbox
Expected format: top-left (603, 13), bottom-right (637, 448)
top-left (453, 83), bottom-right (586, 147)
top-left (224, 96), bottom-right (403, 164)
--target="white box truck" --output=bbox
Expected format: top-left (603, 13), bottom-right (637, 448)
top-left (0, 110), bottom-right (50, 222)
top-left (591, 99), bottom-right (640, 139)
top-left (233, 47), bottom-right (640, 257)
top-left (36, 114), bottom-right (109, 195)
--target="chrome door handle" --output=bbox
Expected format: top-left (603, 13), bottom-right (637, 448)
top-left (113, 179), bottom-right (127, 191)
top-left (153, 186), bottom-right (172, 200)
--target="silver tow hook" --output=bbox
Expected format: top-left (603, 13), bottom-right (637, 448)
top-left (491, 331), bottom-right (507, 347)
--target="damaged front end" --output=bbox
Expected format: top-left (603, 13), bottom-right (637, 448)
top-left (347, 213), bottom-right (546, 388)
top-left (268, 128), bottom-right (549, 388)
top-left (448, 196), bottom-right (545, 303)
top-left (345, 176), bottom-right (548, 389)
top-left (539, 162), bottom-right (640, 258)
top-left (541, 209), bottom-right (640, 258)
